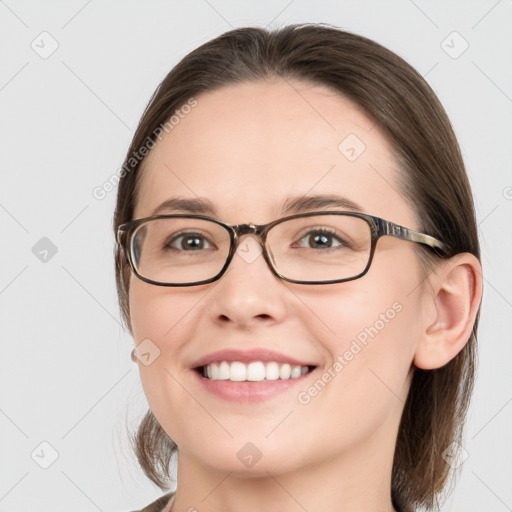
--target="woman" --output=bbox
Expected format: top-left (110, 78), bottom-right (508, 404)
top-left (114, 24), bottom-right (482, 512)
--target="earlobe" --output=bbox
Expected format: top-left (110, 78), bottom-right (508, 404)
top-left (414, 253), bottom-right (483, 370)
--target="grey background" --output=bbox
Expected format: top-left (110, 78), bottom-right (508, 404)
top-left (1, 1), bottom-right (511, 511)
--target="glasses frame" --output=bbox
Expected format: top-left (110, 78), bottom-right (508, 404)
top-left (117, 211), bottom-right (451, 287)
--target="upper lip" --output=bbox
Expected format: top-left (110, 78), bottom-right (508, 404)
top-left (191, 348), bottom-right (316, 369)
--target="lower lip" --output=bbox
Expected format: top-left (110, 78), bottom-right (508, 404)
top-left (193, 369), bottom-right (314, 403)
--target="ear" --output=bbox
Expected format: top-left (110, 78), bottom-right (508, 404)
top-left (414, 253), bottom-right (483, 370)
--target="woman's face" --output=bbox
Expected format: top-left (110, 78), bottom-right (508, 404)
top-left (129, 79), bottom-right (428, 477)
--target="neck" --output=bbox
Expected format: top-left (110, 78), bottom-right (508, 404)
top-left (170, 428), bottom-right (398, 512)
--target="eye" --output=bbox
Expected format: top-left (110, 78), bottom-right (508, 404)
top-left (165, 231), bottom-right (214, 251)
top-left (296, 228), bottom-right (347, 249)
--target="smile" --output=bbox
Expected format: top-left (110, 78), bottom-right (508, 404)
top-left (201, 361), bottom-right (315, 381)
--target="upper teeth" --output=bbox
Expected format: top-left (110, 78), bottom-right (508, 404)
top-left (203, 361), bottom-right (310, 381)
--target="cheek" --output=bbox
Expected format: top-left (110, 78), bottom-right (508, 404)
top-left (294, 262), bottom-right (421, 416)
top-left (128, 282), bottom-right (196, 388)
top-left (129, 280), bottom-right (197, 342)
top-left (128, 282), bottom-right (206, 443)
top-left (312, 287), bottom-right (415, 389)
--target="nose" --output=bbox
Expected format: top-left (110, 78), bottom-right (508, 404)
top-left (207, 234), bottom-right (287, 329)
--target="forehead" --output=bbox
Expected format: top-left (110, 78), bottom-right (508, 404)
top-left (135, 79), bottom-right (415, 227)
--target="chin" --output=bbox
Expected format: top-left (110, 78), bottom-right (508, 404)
top-left (180, 438), bottom-right (306, 476)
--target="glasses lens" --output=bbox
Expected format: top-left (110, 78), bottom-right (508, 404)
top-left (267, 214), bottom-right (372, 282)
top-left (130, 218), bottom-right (231, 284)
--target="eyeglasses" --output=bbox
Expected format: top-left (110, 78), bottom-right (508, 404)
top-left (117, 212), bottom-right (450, 287)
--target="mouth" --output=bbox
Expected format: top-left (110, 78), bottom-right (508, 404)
top-left (195, 361), bottom-right (317, 382)
top-left (190, 348), bottom-right (319, 402)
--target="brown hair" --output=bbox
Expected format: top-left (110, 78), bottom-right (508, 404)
top-left (114, 23), bottom-right (480, 510)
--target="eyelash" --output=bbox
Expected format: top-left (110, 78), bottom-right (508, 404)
top-left (164, 227), bottom-right (349, 252)
top-left (293, 227), bottom-right (348, 249)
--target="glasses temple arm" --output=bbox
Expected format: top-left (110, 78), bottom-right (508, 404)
top-left (378, 219), bottom-right (450, 254)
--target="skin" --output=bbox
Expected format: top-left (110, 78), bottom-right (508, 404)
top-left (128, 79), bottom-right (482, 512)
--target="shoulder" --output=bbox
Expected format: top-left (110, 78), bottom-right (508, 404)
top-left (129, 492), bottom-right (174, 512)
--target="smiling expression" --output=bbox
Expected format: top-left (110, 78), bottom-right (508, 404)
top-left (128, 78), bottom-right (428, 476)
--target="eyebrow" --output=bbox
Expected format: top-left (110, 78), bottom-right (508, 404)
top-left (151, 197), bottom-right (218, 216)
top-left (281, 194), bottom-right (365, 215)
top-left (150, 194), bottom-right (366, 218)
